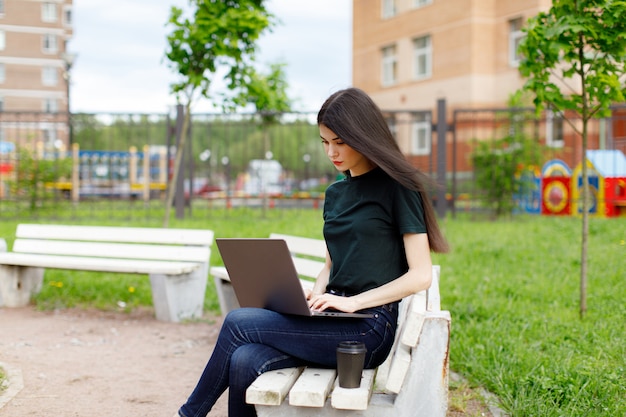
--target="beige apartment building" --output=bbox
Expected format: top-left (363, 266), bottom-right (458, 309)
top-left (351, 0), bottom-right (583, 173)
top-left (0, 0), bottom-right (74, 149)
top-left (353, 0), bottom-right (553, 111)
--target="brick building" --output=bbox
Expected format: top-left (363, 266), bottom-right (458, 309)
top-left (351, 0), bottom-right (626, 175)
top-left (0, 0), bottom-right (74, 148)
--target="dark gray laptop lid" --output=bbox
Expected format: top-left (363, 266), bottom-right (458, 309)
top-left (216, 238), bottom-right (313, 316)
top-left (216, 238), bottom-right (373, 318)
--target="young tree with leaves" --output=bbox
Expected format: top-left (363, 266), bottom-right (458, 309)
top-left (517, 0), bottom-right (626, 318)
top-left (233, 62), bottom-right (292, 214)
top-left (163, 0), bottom-right (275, 226)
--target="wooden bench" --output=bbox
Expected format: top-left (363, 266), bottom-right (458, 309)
top-left (211, 233), bottom-right (451, 416)
top-left (0, 224), bottom-right (214, 322)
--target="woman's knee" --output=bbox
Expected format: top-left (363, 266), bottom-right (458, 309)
top-left (224, 307), bottom-right (273, 327)
top-left (230, 344), bottom-right (267, 387)
top-left (230, 344), bottom-right (295, 381)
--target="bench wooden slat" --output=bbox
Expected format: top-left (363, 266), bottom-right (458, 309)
top-left (400, 292), bottom-right (427, 348)
top-left (0, 252), bottom-right (200, 275)
top-left (288, 367), bottom-right (336, 407)
top-left (246, 367), bottom-right (304, 406)
top-left (210, 265), bottom-right (229, 279)
top-left (330, 369), bottom-right (376, 410)
top-left (385, 337), bottom-right (412, 394)
top-left (15, 224), bottom-right (214, 246)
top-left (13, 239), bottom-right (210, 263)
top-left (269, 233), bottom-right (326, 259)
top-left (427, 265), bottom-right (441, 311)
top-left (373, 294), bottom-right (412, 390)
top-left (291, 257), bottom-right (324, 279)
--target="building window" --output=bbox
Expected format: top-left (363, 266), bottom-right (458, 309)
top-left (411, 113), bottom-right (432, 155)
top-left (0, 97), bottom-right (4, 112)
top-left (0, 0), bottom-right (4, 15)
top-left (413, 0), bottom-right (432, 8)
top-left (43, 34), bottom-right (58, 53)
top-left (381, 45), bottom-right (397, 86)
top-left (44, 98), bottom-right (58, 114)
top-left (382, 0), bottom-right (397, 19)
top-left (384, 114), bottom-right (398, 138)
top-left (509, 17), bottom-right (525, 67)
top-left (546, 109), bottom-right (564, 148)
top-left (413, 35), bottom-right (431, 80)
top-left (0, 63), bottom-right (5, 83)
top-left (42, 66), bottom-right (58, 86)
top-left (63, 5), bottom-right (73, 26)
top-left (42, 3), bottom-right (57, 23)
top-left (43, 127), bottom-right (57, 144)
top-left (0, 30), bottom-right (5, 51)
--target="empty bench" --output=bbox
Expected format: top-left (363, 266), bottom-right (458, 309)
top-left (0, 224), bottom-right (214, 322)
top-left (211, 233), bottom-right (451, 416)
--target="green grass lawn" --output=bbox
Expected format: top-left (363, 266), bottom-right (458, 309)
top-left (0, 209), bottom-right (624, 416)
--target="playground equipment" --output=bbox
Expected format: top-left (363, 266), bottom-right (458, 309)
top-left (541, 159), bottom-right (572, 216)
top-left (540, 150), bottom-right (626, 218)
top-left (571, 150), bottom-right (626, 217)
top-left (515, 165), bottom-right (541, 214)
top-left (46, 144), bottom-right (169, 201)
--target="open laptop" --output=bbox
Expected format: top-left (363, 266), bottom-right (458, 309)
top-left (216, 238), bottom-right (374, 318)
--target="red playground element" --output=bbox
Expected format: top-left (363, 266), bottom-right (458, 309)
top-left (586, 150), bottom-right (626, 217)
top-left (541, 160), bottom-right (571, 216)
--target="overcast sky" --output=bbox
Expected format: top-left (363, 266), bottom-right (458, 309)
top-left (69, 0), bottom-right (352, 114)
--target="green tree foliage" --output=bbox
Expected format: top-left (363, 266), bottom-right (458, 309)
top-left (163, 0), bottom-right (275, 226)
top-left (11, 147), bottom-right (73, 211)
top-left (165, 0), bottom-right (274, 105)
top-left (234, 62), bottom-right (292, 121)
top-left (471, 107), bottom-right (545, 218)
top-left (516, 0), bottom-right (626, 318)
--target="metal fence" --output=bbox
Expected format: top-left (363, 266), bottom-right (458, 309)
top-left (1, 103), bottom-right (625, 221)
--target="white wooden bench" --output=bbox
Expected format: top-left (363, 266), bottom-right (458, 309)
top-left (211, 233), bottom-right (451, 416)
top-left (0, 224), bottom-right (214, 322)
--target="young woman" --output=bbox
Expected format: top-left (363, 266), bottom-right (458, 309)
top-left (175, 87), bottom-right (448, 417)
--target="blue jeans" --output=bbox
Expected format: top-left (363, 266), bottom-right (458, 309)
top-left (178, 303), bottom-right (398, 417)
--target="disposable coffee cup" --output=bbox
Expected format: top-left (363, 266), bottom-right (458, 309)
top-left (336, 341), bottom-right (367, 388)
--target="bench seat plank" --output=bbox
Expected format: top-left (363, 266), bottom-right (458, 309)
top-left (246, 367), bottom-right (304, 406)
top-left (15, 224), bottom-right (214, 246)
top-left (12, 239), bottom-right (210, 263)
top-left (0, 252), bottom-right (199, 275)
top-left (330, 369), bottom-right (376, 410)
top-left (288, 367), bottom-right (336, 407)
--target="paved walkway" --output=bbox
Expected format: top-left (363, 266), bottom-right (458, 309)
top-left (0, 307), bottom-right (228, 416)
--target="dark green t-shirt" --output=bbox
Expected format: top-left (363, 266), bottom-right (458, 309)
top-left (323, 167), bottom-right (427, 295)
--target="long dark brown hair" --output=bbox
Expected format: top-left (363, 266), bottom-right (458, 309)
top-left (318, 87), bottom-right (449, 253)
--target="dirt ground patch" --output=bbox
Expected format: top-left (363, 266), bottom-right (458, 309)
top-left (0, 306), bottom-right (495, 416)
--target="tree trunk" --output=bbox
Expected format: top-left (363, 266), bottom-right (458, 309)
top-left (580, 139), bottom-right (588, 319)
top-left (578, 35), bottom-right (589, 320)
top-left (163, 103), bottom-right (191, 228)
